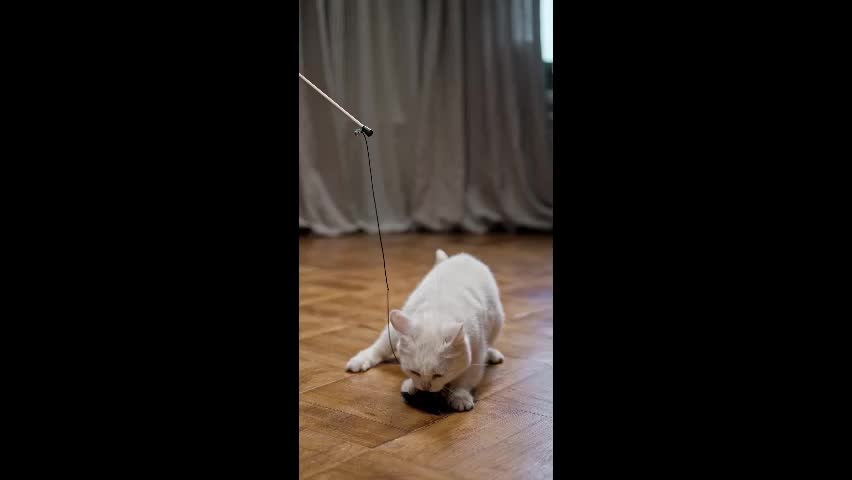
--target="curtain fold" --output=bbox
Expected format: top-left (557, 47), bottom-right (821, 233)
top-left (299, 0), bottom-right (552, 236)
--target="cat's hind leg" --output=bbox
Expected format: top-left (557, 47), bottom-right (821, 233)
top-left (485, 304), bottom-right (506, 365)
top-left (345, 325), bottom-right (396, 372)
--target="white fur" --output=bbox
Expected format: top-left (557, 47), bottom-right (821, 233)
top-left (346, 249), bottom-right (505, 411)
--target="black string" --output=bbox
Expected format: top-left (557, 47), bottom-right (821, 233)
top-left (361, 132), bottom-right (399, 363)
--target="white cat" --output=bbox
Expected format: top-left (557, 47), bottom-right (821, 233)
top-left (346, 249), bottom-right (505, 411)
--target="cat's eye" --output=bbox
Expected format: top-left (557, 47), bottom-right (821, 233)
top-left (410, 370), bottom-right (420, 376)
top-left (433, 374), bottom-right (443, 378)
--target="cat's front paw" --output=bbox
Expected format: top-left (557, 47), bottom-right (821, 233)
top-left (401, 378), bottom-right (417, 395)
top-left (446, 389), bottom-right (475, 411)
top-left (346, 351), bottom-right (378, 372)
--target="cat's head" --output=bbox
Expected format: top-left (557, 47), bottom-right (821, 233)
top-left (390, 309), bottom-right (471, 393)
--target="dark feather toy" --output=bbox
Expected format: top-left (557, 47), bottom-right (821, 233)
top-left (401, 391), bottom-right (451, 415)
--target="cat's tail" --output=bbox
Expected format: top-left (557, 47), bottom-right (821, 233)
top-left (435, 249), bottom-right (449, 264)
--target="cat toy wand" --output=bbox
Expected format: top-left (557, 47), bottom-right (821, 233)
top-left (300, 72), bottom-right (450, 414)
top-left (300, 71), bottom-right (402, 364)
top-left (299, 73), bottom-right (373, 137)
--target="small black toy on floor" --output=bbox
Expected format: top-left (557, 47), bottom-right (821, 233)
top-left (401, 391), bottom-right (451, 415)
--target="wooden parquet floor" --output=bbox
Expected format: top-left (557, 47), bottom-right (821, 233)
top-left (299, 233), bottom-right (553, 479)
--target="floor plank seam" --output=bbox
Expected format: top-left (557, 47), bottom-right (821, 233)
top-left (300, 437), bottom-right (368, 480)
top-left (501, 355), bottom-right (554, 368)
top-left (401, 416), bottom-right (549, 474)
top-left (300, 398), bottom-right (410, 432)
top-left (476, 367), bottom-right (550, 402)
top-left (298, 325), bottom-right (348, 340)
top-left (509, 305), bottom-right (553, 320)
top-left (458, 414), bottom-right (549, 457)
top-left (299, 375), bottom-right (353, 394)
top-left (367, 414), bottom-right (450, 450)
top-left (477, 397), bottom-right (552, 419)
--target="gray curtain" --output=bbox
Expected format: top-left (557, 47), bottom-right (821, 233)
top-left (299, 0), bottom-right (552, 236)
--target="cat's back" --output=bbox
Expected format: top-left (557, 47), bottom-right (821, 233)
top-left (434, 253), bottom-right (494, 283)
top-left (403, 251), bottom-right (503, 331)
top-left (412, 252), bottom-right (499, 300)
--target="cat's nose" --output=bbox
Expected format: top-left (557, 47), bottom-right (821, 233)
top-left (422, 381), bottom-right (432, 390)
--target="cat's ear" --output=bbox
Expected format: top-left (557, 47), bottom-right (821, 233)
top-left (389, 310), bottom-right (414, 337)
top-left (441, 322), bottom-right (465, 345)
